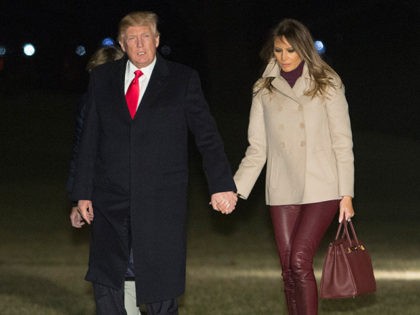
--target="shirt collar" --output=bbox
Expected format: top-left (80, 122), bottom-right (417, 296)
top-left (126, 57), bottom-right (157, 78)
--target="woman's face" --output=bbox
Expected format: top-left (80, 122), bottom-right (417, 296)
top-left (273, 36), bottom-right (302, 72)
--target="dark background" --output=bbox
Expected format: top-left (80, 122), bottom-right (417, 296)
top-left (0, 0), bottom-right (419, 195)
top-left (0, 3), bottom-right (418, 313)
top-left (1, 0), bottom-right (419, 139)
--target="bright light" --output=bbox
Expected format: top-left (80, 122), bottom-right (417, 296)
top-left (102, 37), bottom-right (115, 47)
top-left (314, 40), bottom-right (326, 55)
top-left (23, 43), bottom-right (36, 56)
top-left (0, 46), bottom-right (6, 56)
top-left (75, 45), bottom-right (87, 56)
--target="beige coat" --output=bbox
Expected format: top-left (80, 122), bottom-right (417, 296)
top-left (234, 60), bottom-right (354, 205)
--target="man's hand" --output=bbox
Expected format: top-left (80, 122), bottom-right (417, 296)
top-left (70, 206), bottom-right (85, 228)
top-left (76, 200), bottom-right (94, 225)
top-left (210, 191), bottom-right (238, 214)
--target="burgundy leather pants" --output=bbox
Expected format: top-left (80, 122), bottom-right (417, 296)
top-left (270, 200), bottom-right (339, 315)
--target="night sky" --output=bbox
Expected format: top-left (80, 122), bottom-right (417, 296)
top-left (0, 0), bottom-right (419, 137)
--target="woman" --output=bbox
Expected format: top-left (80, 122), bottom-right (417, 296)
top-left (234, 19), bottom-right (355, 315)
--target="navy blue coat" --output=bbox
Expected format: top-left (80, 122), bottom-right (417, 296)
top-left (71, 54), bottom-right (236, 303)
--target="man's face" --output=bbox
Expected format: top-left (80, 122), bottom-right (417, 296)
top-left (119, 25), bottom-right (159, 68)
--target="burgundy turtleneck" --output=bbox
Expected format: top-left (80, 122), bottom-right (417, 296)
top-left (280, 61), bottom-right (304, 88)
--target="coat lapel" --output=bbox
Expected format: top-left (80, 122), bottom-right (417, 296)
top-left (263, 59), bottom-right (311, 106)
top-left (293, 64), bottom-right (312, 105)
top-left (111, 57), bottom-right (131, 119)
top-left (137, 55), bottom-right (169, 112)
top-left (272, 77), bottom-right (298, 102)
top-left (116, 55), bottom-right (169, 121)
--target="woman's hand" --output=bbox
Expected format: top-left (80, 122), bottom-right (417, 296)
top-left (210, 191), bottom-right (238, 214)
top-left (339, 195), bottom-right (355, 223)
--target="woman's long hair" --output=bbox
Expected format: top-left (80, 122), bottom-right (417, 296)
top-left (258, 18), bottom-right (340, 97)
top-left (86, 46), bottom-right (124, 72)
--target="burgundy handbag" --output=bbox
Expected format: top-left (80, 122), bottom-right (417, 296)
top-left (320, 220), bottom-right (376, 299)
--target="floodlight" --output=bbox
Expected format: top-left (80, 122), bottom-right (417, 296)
top-left (23, 43), bottom-right (36, 56)
top-left (102, 37), bottom-right (115, 46)
top-left (0, 45), bottom-right (6, 56)
top-left (75, 45), bottom-right (87, 56)
top-left (314, 40), bottom-right (326, 54)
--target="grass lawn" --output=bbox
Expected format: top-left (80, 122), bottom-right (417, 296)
top-left (0, 91), bottom-right (419, 314)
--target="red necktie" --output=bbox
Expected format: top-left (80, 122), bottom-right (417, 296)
top-left (125, 70), bottom-right (143, 119)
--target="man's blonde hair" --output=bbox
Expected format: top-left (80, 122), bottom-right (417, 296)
top-left (118, 11), bottom-right (159, 42)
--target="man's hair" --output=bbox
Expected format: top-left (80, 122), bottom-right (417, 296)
top-left (118, 11), bottom-right (159, 42)
top-left (86, 46), bottom-right (124, 72)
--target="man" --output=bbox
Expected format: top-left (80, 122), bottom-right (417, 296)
top-left (68, 46), bottom-right (140, 314)
top-left (70, 11), bottom-right (237, 315)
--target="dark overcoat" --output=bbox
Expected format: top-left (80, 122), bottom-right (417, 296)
top-left (71, 54), bottom-right (236, 303)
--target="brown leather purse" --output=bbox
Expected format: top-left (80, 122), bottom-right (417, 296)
top-left (320, 220), bottom-right (376, 299)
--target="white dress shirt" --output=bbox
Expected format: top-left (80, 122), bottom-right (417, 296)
top-left (124, 57), bottom-right (157, 110)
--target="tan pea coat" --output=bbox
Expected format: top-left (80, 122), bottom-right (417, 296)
top-left (234, 60), bottom-right (354, 205)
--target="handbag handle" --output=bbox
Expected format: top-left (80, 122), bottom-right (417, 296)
top-left (347, 220), bottom-right (360, 245)
top-left (335, 220), bottom-right (364, 253)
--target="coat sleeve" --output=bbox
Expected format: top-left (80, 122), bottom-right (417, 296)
top-left (325, 82), bottom-right (354, 197)
top-left (66, 94), bottom-right (88, 196)
top-left (233, 92), bottom-right (267, 199)
top-left (70, 73), bottom-right (99, 201)
top-left (184, 70), bottom-right (236, 195)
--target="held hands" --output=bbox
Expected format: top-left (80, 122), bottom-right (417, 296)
top-left (339, 195), bottom-right (355, 223)
top-left (71, 193), bottom-right (238, 227)
top-left (210, 191), bottom-right (238, 214)
top-left (70, 200), bottom-right (94, 227)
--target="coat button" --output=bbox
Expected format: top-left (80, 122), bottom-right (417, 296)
top-left (279, 124), bottom-right (284, 130)
top-left (299, 122), bottom-right (305, 128)
top-left (300, 141), bottom-right (306, 147)
top-left (298, 105), bottom-right (303, 111)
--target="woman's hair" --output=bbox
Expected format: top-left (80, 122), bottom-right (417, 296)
top-left (86, 46), bottom-right (124, 72)
top-left (118, 11), bottom-right (159, 42)
top-left (258, 18), bottom-right (340, 97)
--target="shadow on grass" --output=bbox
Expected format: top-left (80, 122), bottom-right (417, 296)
top-left (320, 294), bottom-right (377, 313)
top-left (0, 271), bottom-right (92, 315)
top-left (68, 225), bottom-right (91, 245)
